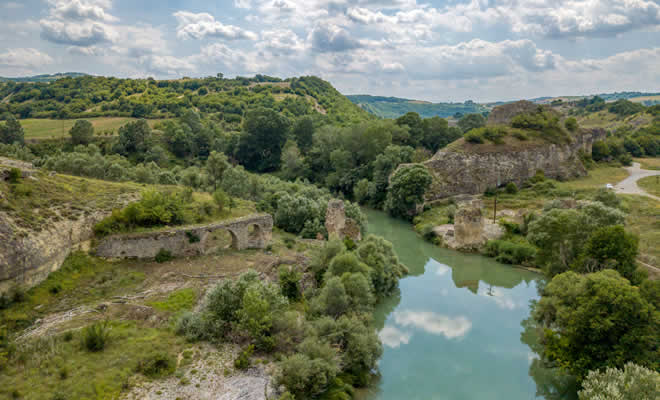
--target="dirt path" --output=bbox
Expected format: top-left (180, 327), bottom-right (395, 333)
top-left (614, 162), bottom-right (660, 201)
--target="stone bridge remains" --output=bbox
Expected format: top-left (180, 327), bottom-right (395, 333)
top-left (95, 214), bottom-right (273, 259)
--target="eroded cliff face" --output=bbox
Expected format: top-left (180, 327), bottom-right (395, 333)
top-left (422, 129), bottom-right (606, 201)
top-left (0, 211), bottom-right (109, 294)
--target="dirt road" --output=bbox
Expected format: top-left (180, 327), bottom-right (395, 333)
top-left (614, 162), bottom-right (660, 201)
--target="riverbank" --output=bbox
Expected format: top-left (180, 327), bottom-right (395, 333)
top-left (413, 163), bottom-right (660, 277)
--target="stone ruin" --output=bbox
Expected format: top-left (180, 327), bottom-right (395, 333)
top-left (95, 214), bottom-right (273, 259)
top-left (325, 199), bottom-right (362, 242)
top-left (433, 198), bottom-right (504, 251)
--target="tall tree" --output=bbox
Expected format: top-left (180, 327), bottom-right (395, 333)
top-left (0, 115), bottom-right (24, 145)
top-left (205, 151), bottom-right (229, 191)
top-left (385, 164), bottom-right (432, 220)
top-left (237, 108), bottom-right (290, 172)
top-left (69, 120), bottom-right (94, 145)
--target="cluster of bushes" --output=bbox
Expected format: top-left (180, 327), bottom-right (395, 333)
top-left (93, 190), bottom-right (190, 236)
top-left (510, 108), bottom-right (570, 144)
top-left (463, 126), bottom-right (509, 144)
top-left (485, 239), bottom-right (536, 265)
top-left (176, 236), bottom-right (407, 398)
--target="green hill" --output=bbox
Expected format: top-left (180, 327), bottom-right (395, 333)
top-left (0, 75), bottom-right (371, 126)
top-left (347, 94), bottom-right (488, 119)
top-left (0, 72), bottom-right (88, 83)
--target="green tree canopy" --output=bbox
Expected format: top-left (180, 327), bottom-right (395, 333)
top-left (69, 120), bottom-right (94, 145)
top-left (237, 107), bottom-right (290, 172)
top-left (457, 113), bottom-right (486, 133)
top-left (384, 164), bottom-right (432, 220)
top-left (0, 115), bottom-right (24, 145)
top-left (533, 270), bottom-right (658, 381)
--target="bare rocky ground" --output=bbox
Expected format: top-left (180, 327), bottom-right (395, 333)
top-left (124, 343), bottom-right (275, 400)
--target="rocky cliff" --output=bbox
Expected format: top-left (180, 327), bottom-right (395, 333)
top-left (422, 128), bottom-right (606, 201)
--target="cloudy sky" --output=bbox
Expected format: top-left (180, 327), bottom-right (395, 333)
top-left (0, 0), bottom-right (659, 102)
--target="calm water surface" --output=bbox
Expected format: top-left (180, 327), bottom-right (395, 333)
top-left (360, 209), bottom-right (577, 400)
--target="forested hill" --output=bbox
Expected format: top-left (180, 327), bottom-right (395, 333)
top-left (0, 75), bottom-right (372, 125)
top-left (347, 94), bottom-right (488, 119)
top-left (0, 72), bottom-right (88, 83)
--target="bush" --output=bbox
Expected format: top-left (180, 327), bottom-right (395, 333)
top-left (7, 168), bottom-right (21, 184)
top-left (486, 240), bottom-right (537, 265)
top-left (137, 352), bottom-right (175, 378)
top-left (505, 182), bottom-right (518, 194)
top-left (234, 345), bottom-right (254, 370)
top-left (564, 117), bottom-right (578, 132)
top-left (155, 248), bottom-right (173, 263)
top-left (511, 131), bottom-right (528, 141)
top-left (279, 266), bottom-right (302, 301)
top-left (464, 131), bottom-right (483, 143)
top-left (83, 321), bottom-right (111, 352)
top-left (579, 362), bottom-right (659, 400)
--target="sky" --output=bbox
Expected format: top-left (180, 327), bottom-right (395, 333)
top-left (0, 0), bottom-right (659, 102)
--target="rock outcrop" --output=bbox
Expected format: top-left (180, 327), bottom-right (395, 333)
top-left (422, 129), bottom-right (606, 201)
top-left (325, 199), bottom-right (362, 241)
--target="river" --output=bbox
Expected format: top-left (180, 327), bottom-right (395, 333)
top-left (359, 208), bottom-right (578, 400)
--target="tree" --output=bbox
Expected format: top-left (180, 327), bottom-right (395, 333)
top-left (564, 117), bottom-right (578, 132)
top-left (533, 270), bottom-right (658, 381)
top-left (292, 116), bottom-right (315, 152)
top-left (457, 113), bottom-right (486, 133)
top-left (0, 115), bottom-right (24, 145)
top-left (205, 151), bottom-right (229, 191)
top-left (573, 225), bottom-right (639, 282)
top-left (69, 120), bottom-right (94, 145)
top-left (213, 189), bottom-right (229, 212)
top-left (312, 277), bottom-right (349, 317)
top-left (384, 164), bottom-right (432, 220)
top-left (591, 141), bottom-right (609, 161)
top-left (237, 108), bottom-right (290, 172)
top-left (579, 363), bottom-right (659, 400)
top-left (395, 112), bottom-right (423, 146)
top-left (421, 117), bottom-right (461, 152)
top-left (280, 140), bottom-right (304, 180)
top-left (113, 119), bottom-right (152, 160)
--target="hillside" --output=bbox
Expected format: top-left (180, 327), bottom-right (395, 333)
top-left (347, 94), bottom-right (487, 118)
top-left (0, 75), bottom-right (372, 126)
top-left (0, 72), bottom-right (88, 83)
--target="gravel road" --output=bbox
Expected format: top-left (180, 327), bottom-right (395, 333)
top-left (614, 162), bottom-right (660, 201)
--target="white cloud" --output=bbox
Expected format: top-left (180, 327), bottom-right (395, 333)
top-left (379, 325), bottom-right (412, 348)
top-left (47, 0), bottom-right (118, 23)
top-left (40, 19), bottom-right (117, 46)
top-left (393, 310), bottom-right (472, 339)
top-left (308, 23), bottom-right (362, 53)
top-left (174, 11), bottom-right (258, 40)
top-left (0, 48), bottom-right (54, 68)
top-left (258, 29), bottom-right (307, 56)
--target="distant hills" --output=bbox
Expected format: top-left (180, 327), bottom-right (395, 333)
top-left (346, 95), bottom-right (488, 119)
top-left (0, 72), bottom-right (88, 83)
top-left (349, 92), bottom-right (660, 119)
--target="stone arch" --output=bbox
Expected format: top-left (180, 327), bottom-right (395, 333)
top-left (201, 228), bottom-right (239, 254)
top-left (247, 223), bottom-right (265, 248)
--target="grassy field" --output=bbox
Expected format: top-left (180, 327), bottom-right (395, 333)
top-left (576, 110), bottom-right (651, 131)
top-left (620, 194), bottom-right (660, 266)
top-left (635, 157), bottom-right (660, 171)
top-left (21, 118), bottom-right (167, 139)
top-left (638, 175), bottom-right (660, 198)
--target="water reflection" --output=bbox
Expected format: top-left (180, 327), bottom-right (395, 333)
top-left (361, 208), bottom-right (577, 400)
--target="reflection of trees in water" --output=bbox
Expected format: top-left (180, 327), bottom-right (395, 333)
top-left (521, 316), bottom-right (578, 400)
top-left (450, 259), bottom-right (537, 294)
top-left (372, 287), bottom-right (401, 331)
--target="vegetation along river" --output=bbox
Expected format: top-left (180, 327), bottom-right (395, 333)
top-left (360, 208), bottom-right (578, 400)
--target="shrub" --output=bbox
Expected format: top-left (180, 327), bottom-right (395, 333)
top-left (7, 168), bottom-right (21, 184)
top-left (83, 321), bottom-right (111, 352)
top-left (213, 189), bottom-right (229, 212)
top-left (464, 131), bottom-right (483, 143)
top-left (279, 266), bottom-right (302, 301)
top-left (155, 249), bottom-right (173, 263)
top-left (185, 231), bottom-right (200, 243)
top-left (234, 345), bottom-right (254, 370)
top-left (137, 352), bottom-right (175, 378)
top-left (505, 182), bottom-right (518, 194)
top-left (618, 153), bottom-right (633, 166)
top-left (593, 188), bottom-right (621, 208)
top-left (511, 131), bottom-right (528, 141)
top-left (579, 362), bottom-right (659, 400)
top-left (486, 240), bottom-right (537, 265)
top-left (564, 117), bottom-right (578, 132)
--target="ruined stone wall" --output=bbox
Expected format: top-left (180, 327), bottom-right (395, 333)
top-left (325, 200), bottom-right (361, 241)
top-left (422, 129), bottom-right (606, 201)
top-left (95, 214), bottom-right (273, 259)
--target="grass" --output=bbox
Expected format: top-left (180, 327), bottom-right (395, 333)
top-left (147, 288), bottom-right (197, 313)
top-left (620, 195), bottom-right (660, 265)
top-left (556, 165), bottom-right (629, 191)
top-left (0, 170), bottom-right (142, 231)
top-left (0, 320), bottom-right (187, 400)
top-left (21, 118), bottom-right (167, 139)
top-left (0, 252), bottom-right (145, 332)
top-left (634, 157), bottom-right (660, 171)
top-left (637, 175), bottom-right (660, 198)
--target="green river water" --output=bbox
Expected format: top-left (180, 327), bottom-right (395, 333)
top-left (360, 209), bottom-right (578, 400)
